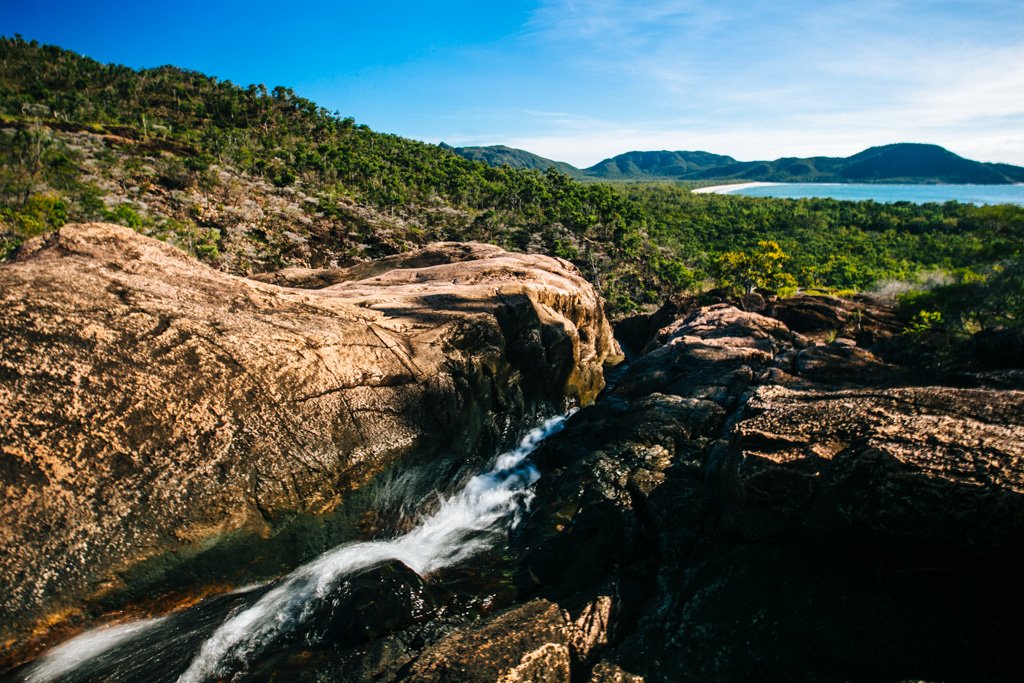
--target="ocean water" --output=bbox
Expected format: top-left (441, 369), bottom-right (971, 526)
top-left (721, 183), bottom-right (1024, 206)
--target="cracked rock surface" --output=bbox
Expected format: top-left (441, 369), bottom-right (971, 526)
top-left (404, 300), bottom-right (1024, 682)
top-left (0, 224), bottom-right (619, 660)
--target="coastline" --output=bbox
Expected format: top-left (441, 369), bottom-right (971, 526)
top-left (691, 181), bottom-right (780, 194)
top-left (686, 182), bottom-right (1024, 205)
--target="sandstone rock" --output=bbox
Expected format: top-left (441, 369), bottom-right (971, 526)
top-left (775, 293), bottom-right (903, 347)
top-left (588, 661), bottom-right (645, 683)
top-left (0, 224), bottom-right (620, 662)
top-left (404, 599), bottom-right (572, 682)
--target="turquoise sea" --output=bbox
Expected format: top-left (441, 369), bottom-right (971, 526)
top-left (722, 183), bottom-right (1024, 205)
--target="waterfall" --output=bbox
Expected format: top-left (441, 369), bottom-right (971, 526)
top-left (23, 619), bottom-right (166, 683)
top-left (18, 412), bottom-right (571, 683)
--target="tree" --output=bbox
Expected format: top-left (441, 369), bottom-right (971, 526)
top-left (713, 240), bottom-right (798, 294)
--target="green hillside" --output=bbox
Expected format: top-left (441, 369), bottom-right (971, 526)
top-left (583, 143), bottom-right (1024, 183)
top-left (0, 36), bottom-right (645, 278)
top-left (459, 142), bottom-right (1024, 183)
top-left (448, 144), bottom-right (583, 177)
top-left (833, 144), bottom-right (1019, 183)
top-left (584, 150), bottom-right (738, 180)
top-left (2, 35), bottom-right (1023, 323)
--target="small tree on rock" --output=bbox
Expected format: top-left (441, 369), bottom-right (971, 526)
top-left (713, 240), bottom-right (797, 294)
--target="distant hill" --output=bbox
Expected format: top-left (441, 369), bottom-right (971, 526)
top-left (446, 144), bottom-right (584, 177)
top-left (587, 143), bottom-right (1024, 184)
top-left (584, 150), bottom-right (738, 180)
top-left (458, 142), bottom-right (1024, 184)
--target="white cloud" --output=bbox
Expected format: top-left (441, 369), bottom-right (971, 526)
top-left (441, 99), bottom-right (1024, 168)
top-left (476, 0), bottom-right (1024, 165)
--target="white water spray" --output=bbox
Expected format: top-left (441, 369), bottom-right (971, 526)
top-left (174, 412), bottom-right (570, 683)
top-left (23, 618), bottom-right (166, 683)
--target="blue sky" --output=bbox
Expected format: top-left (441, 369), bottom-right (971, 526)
top-left (4, 0), bottom-right (1024, 166)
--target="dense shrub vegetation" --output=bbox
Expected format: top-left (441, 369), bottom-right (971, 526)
top-left (2, 35), bottom-right (1022, 326)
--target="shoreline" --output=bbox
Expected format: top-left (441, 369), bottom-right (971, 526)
top-left (691, 181), bottom-right (780, 194)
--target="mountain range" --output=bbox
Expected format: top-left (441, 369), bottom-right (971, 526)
top-left (450, 142), bottom-right (1024, 184)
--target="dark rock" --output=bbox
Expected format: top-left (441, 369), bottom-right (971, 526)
top-left (854, 329), bottom-right (876, 347)
top-left (316, 560), bottom-right (450, 645)
top-left (471, 299), bottom-right (1024, 682)
top-left (738, 290), bottom-right (768, 313)
top-left (616, 305), bottom-right (793, 407)
top-left (612, 295), bottom-right (699, 360)
top-left (790, 339), bottom-right (897, 386)
top-left (770, 293), bottom-right (901, 345)
top-left (965, 328), bottom-right (1024, 369)
top-left (588, 661), bottom-right (645, 683)
top-left (770, 293), bottom-right (849, 333)
top-left (725, 384), bottom-right (1024, 544)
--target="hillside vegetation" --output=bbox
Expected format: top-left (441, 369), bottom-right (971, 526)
top-left (444, 144), bottom-right (584, 177)
top-left (586, 143), bottom-right (1024, 183)
top-left (456, 142), bottom-right (1024, 184)
top-left (2, 35), bottom-right (1023, 329)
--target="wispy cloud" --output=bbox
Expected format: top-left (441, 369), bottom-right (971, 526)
top-left (456, 0), bottom-right (1024, 165)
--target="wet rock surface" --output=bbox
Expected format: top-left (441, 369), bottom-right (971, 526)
top-left (0, 224), bottom-right (619, 662)
top-left (353, 296), bottom-right (1023, 682)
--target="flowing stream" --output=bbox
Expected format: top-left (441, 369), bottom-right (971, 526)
top-left (14, 412), bottom-right (572, 683)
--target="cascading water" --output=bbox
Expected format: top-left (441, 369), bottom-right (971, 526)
top-left (14, 412), bottom-right (572, 683)
top-left (22, 619), bottom-right (167, 683)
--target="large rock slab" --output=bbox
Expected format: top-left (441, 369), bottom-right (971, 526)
top-left (0, 224), bottom-right (620, 659)
top-left (726, 383), bottom-right (1024, 544)
top-left (480, 300), bottom-right (1024, 682)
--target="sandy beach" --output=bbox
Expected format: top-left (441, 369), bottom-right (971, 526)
top-left (691, 181), bottom-right (779, 194)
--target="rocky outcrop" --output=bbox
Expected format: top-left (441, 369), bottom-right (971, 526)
top-left (406, 599), bottom-right (573, 682)
top-left (410, 297), bottom-right (1024, 682)
top-left (0, 224), bottom-right (620, 662)
top-left (7, 247), bottom-right (1023, 682)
